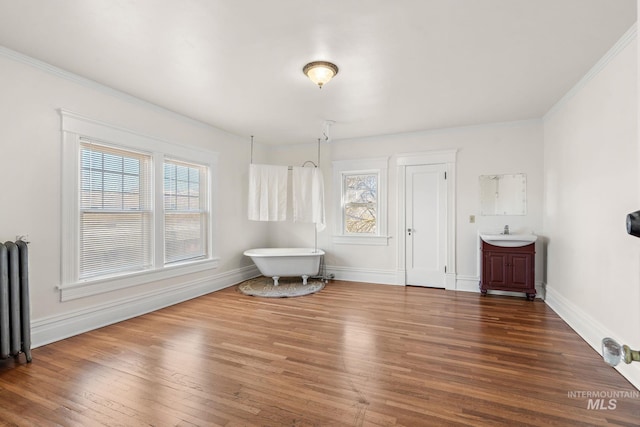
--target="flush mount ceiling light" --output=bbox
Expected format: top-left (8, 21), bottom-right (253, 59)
top-left (303, 61), bottom-right (339, 89)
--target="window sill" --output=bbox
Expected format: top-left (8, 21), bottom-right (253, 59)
top-left (332, 235), bottom-right (391, 246)
top-left (59, 257), bottom-right (220, 301)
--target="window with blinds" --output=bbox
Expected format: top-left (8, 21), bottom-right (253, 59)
top-left (60, 111), bottom-right (218, 300)
top-left (80, 140), bottom-right (152, 279)
top-left (163, 159), bottom-right (208, 264)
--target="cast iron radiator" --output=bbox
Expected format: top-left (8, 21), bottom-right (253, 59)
top-left (0, 240), bottom-right (32, 362)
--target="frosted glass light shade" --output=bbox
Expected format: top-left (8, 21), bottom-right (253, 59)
top-left (602, 337), bottom-right (640, 366)
top-left (303, 61), bottom-right (339, 88)
top-left (602, 337), bottom-right (623, 366)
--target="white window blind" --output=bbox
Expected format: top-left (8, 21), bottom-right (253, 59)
top-left (80, 139), bottom-right (152, 279)
top-left (163, 159), bottom-right (208, 264)
top-left (60, 110), bottom-right (220, 300)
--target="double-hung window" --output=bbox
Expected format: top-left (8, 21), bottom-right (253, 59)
top-left (343, 173), bottom-right (378, 234)
top-left (333, 157), bottom-right (389, 245)
top-left (60, 110), bottom-right (218, 301)
top-left (163, 160), bottom-right (208, 264)
top-left (79, 141), bottom-right (153, 279)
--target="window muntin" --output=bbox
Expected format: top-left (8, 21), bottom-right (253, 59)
top-left (60, 110), bottom-right (219, 301)
top-left (79, 141), bottom-right (152, 279)
top-left (164, 159), bottom-right (208, 264)
top-left (332, 157), bottom-right (388, 246)
top-left (77, 142), bottom-right (212, 277)
top-left (343, 173), bottom-right (378, 234)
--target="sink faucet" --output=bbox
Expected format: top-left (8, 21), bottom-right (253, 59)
top-left (503, 225), bottom-right (509, 235)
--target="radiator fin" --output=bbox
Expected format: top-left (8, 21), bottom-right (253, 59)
top-left (0, 240), bottom-right (32, 362)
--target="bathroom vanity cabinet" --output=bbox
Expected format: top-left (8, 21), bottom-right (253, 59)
top-left (480, 241), bottom-right (535, 300)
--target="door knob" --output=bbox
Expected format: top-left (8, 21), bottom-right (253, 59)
top-left (407, 228), bottom-right (413, 236)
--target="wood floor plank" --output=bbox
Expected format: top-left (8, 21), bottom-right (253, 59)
top-left (1, 281), bottom-right (639, 426)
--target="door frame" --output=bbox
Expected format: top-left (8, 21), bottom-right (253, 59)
top-left (396, 150), bottom-right (457, 290)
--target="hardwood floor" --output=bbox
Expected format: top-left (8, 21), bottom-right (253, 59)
top-left (1, 281), bottom-right (639, 426)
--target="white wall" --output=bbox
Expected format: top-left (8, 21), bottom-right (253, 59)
top-left (543, 28), bottom-right (640, 387)
top-left (264, 25), bottom-right (640, 392)
top-left (0, 45), bottom-right (545, 348)
top-left (266, 121), bottom-right (545, 290)
top-left (3, 21), bottom-right (638, 390)
top-left (0, 49), bottom-right (268, 346)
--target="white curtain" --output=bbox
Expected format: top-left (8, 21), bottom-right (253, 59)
top-left (248, 164), bottom-right (288, 221)
top-left (292, 166), bottom-right (325, 231)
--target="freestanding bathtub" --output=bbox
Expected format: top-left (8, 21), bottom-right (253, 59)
top-left (243, 248), bottom-right (325, 286)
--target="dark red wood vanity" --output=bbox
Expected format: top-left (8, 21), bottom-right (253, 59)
top-left (480, 240), bottom-right (536, 301)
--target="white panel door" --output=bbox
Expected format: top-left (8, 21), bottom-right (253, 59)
top-left (405, 164), bottom-right (447, 287)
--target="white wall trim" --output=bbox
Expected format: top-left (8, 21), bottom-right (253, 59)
top-left (59, 258), bottom-right (221, 301)
top-left (456, 274), bottom-right (546, 299)
top-left (32, 265), bottom-right (259, 348)
top-left (59, 109), bottom-right (221, 161)
top-left (332, 157), bottom-right (389, 243)
top-left (397, 150), bottom-right (457, 165)
top-left (456, 274), bottom-right (481, 292)
top-left (545, 286), bottom-right (640, 390)
top-left (544, 23), bottom-right (637, 121)
top-left (325, 269), bottom-right (547, 299)
top-left (325, 265), bottom-right (402, 285)
top-left (396, 150), bottom-right (457, 288)
top-left (332, 235), bottom-right (391, 245)
top-left (59, 109), bottom-right (220, 300)
top-left (331, 119), bottom-right (543, 145)
top-left (445, 272), bottom-right (456, 290)
top-left (0, 46), bottom-right (242, 136)
top-left (257, 119), bottom-right (542, 149)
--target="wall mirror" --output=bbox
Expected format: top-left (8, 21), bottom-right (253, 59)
top-left (479, 173), bottom-right (527, 215)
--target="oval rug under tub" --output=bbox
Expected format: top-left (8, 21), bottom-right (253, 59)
top-left (237, 276), bottom-right (325, 298)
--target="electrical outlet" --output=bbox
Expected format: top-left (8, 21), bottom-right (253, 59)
top-left (469, 215), bottom-right (475, 224)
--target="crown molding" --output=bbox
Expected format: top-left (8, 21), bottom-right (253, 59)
top-left (330, 118), bottom-right (543, 146)
top-left (0, 45), bottom-right (239, 137)
top-left (544, 22), bottom-right (637, 121)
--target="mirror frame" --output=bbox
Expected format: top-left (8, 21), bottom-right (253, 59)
top-left (479, 173), bottom-right (527, 215)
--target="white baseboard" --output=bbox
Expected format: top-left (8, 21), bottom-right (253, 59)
top-left (445, 273), bottom-right (456, 290)
top-left (31, 265), bottom-right (259, 348)
top-left (455, 275), bottom-right (481, 292)
top-left (545, 286), bottom-right (640, 390)
top-left (455, 275), bottom-right (546, 299)
top-left (325, 267), bottom-right (458, 290)
top-left (325, 265), bottom-right (403, 285)
top-left (35, 263), bottom-right (638, 390)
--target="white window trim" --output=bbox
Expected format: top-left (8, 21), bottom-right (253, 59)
top-left (163, 158), bottom-right (210, 265)
top-left (332, 157), bottom-right (389, 246)
top-left (59, 109), bottom-right (219, 301)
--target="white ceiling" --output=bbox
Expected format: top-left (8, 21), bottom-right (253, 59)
top-left (0, 1), bottom-right (636, 145)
